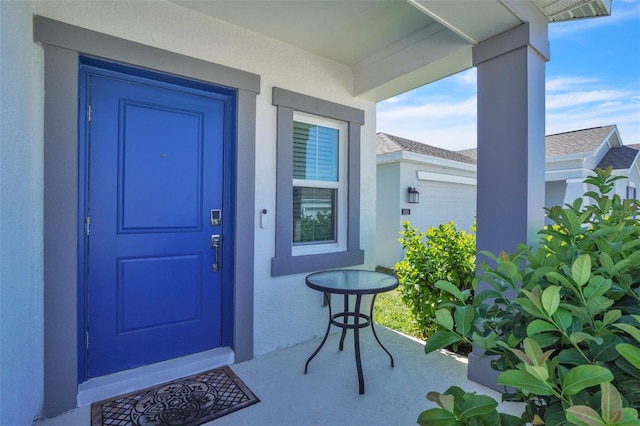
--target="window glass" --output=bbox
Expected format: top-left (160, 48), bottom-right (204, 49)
top-left (292, 114), bottom-right (345, 252)
top-left (293, 122), bottom-right (338, 182)
top-left (293, 187), bottom-right (336, 244)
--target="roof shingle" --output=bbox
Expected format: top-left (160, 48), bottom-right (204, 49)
top-left (545, 125), bottom-right (616, 156)
top-left (377, 125), bottom-right (634, 169)
top-left (597, 144), bottom-right (640, 170)
top-left (376, 133), bottom-right (477, 165)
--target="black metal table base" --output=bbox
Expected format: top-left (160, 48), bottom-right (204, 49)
top-left (304, 293), bottom-right (394, 394)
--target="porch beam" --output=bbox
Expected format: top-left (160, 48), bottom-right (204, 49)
top-left (469, 21), bottom-right (549, 388)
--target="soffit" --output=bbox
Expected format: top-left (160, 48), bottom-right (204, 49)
top-left (171, 1), bottom-right (605, 101)
top-left (532, 0), bottom-right (612, 22)
top-left (172, 1), bottom-right (440, 67)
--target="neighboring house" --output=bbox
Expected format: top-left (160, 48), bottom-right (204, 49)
top-left (376, 125), bottom-right (640, 267)
top-left (0, 1), bottom-right (614, 422)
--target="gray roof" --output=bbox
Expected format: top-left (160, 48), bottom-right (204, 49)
top-left (597, 144), bottom-right (640, 170)
top-left (378, 125), bottom-right (631, 168)
top-left (545, 125), bottom-right (616, 156)
top-left (376, 133), bottom-right (476, 165)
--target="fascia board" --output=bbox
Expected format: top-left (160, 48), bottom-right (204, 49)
top-left (377, 150), bottom-right (476, 172)
top-left (402, 151), bottom-right (477, 172)
top-left (545, 167), bottom-right (592, 181)
top-left (417, 171), bottom-right (477, 186)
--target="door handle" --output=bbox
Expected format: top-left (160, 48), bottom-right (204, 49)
top-left (211, 235), bottom-right (221, 271)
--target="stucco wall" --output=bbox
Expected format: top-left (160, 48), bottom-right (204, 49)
top-left (376, 158), bottom-right (477, 267)
top-left (0, 1), bottom-right (45, 424)
top-left (375, 163), bottom-right (402, 267)
top-left (31, 0), bottom-right (376, 359)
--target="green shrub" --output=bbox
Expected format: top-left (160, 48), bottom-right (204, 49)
top-left (418, 386), bottom-right (524, 425)
top-left (422, 167), bottom-right (640, 425)
top-left (394, 221), bottom-right (476, 339)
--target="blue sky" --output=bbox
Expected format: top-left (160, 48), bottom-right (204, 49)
top-left (376, 0), bottom-right (640, 151)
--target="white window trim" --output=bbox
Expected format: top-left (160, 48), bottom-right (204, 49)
top-left (292, 112), bottom-right (347, 255)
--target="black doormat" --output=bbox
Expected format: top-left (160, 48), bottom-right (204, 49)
top-left (91, 366), bottom-right (259, 426)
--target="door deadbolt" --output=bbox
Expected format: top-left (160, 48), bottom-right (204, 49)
top-left (211, 234), bottom-right (221, 271)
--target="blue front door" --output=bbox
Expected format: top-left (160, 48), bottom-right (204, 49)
top-left (83, 64), bottom-right (232, 378)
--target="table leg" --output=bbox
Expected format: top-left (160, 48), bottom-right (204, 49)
top-left (370, 293), bottom-right (395, 367)
top-left (338, 294), bottom-right (349, 351)
top-left (354, 294), bottom-right (364, 394)
top-left (304, 292), bottom-right (332, 374)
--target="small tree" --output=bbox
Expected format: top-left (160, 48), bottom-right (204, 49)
top-left (394, 221), bottom-right (476, 339)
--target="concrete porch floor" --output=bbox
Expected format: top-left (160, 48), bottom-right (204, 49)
top-left (35, 326), bottom-right (523, 425)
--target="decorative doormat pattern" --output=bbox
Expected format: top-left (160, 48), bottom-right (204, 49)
top-left (91, 366), bottom-right (259, 426)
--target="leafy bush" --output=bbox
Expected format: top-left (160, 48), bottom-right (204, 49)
top-left (422, 168), bottom-right (640, 425)
top-left (418, 386), bottom-right (524, 425)
top-left (395, 221), bottom-right (475, 339)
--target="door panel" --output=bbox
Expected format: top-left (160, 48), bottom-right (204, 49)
top-left (86, 71), bottom-right (227, 378)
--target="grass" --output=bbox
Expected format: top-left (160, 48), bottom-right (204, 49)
top-left (373, 288), bottom-right (423, 340)
top-left (373, 266), bottom-right (472, 356)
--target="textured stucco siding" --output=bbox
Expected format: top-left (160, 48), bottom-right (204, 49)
top-left (0, 1), bottom-right (45, 424)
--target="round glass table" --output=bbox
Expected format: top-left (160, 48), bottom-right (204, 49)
top-left (304, 269), bottom-right (399, 394)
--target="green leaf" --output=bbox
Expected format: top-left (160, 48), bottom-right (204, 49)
top-left (424, 331), bottom-right (463, 355)
top-left (562, 365), bottom-right (613, 396)
top-left (497, 370), bottom-right (555, 396)
top-left (515, 297), bottom-right (546, 319)
top-left (570, 332), bottom-right (603, 346)
top-left (614, 323), bottom-right (640, 344)
top-left (583, 276), bottom-right (612, 301)
top-left (603, 310), bottom-right (622, 326)
top-left (509, 348), bottom-right (532, 365)
top-left (600, 383), bottom-right (623, 424)
top-left (600, 252), bottom-right (614, 274)
top-left (547, 271), bottom-right (578, 291)
top-left (435, 309), bottom-right (454, 331)
top-left (542, 286), bottom-right (562, 316)
top-left (586, 296), bottom-right (615, 316)
top-left (454, 305), bottom-right (474, 336)
top-left (572, 254), bottom-right (592, 287)
top-left (611, 258), bottom-right (632, 276)
top-left (498, 413), bottom-right (526, 426)
top-left (565, 406), bottom-right (606, 426)
top-left (435, 280), bottom-right (467, 302)
top-left (590, 334), bottom-right (624, 362)
top-left (530, 332), bottom-right (560, 348)
top-left (459, 394), bottom-right (499, 421)
top-left (523, 337), bottom-right (544, 365)
top-left (525, 364), bottom-right (550, 382)
top-left (553, 308), bottom-right (573, 332)
top-left (417, 408), bottom-right (458, 426)
top-left (558, 348), bottom-right (587, 365)
top-left (617, 407), bottom-right (640, 425)
top-left (527, 319), bottom-right (558, 336)
top-left (617, 343), bottom-right (640, 370)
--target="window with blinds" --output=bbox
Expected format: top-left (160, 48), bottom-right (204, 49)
top-left (292, 114), bottom-right (347, 248)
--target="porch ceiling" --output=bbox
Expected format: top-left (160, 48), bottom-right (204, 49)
top-left (172, 0), bottom-right (609, 101)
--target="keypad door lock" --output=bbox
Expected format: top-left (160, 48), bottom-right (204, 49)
top-left (211, 234), bottom-right (221, 271)
top-left (210, 210), bottom-right (221, 226)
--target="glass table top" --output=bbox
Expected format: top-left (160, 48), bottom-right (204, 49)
top-left (305, 269), bottom-right (398, 294)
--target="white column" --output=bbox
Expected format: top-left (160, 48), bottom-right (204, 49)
top-left (469, 20), bottom-right (549, 387)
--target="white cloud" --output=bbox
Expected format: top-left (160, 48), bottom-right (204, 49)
top-left (377, 96), bottom-right (478, 150)
top-left (547, 89), bottom-right (634, 109)
top-left (378, 96), bottom-right (476, 120)
top-left (546, 97), bottom-right (640, 141)
top-left (545, 76), bottom-right (599, 92)
top-left (453, 69), bottom-right (477, 87)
